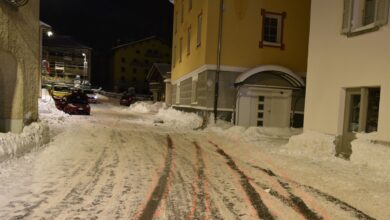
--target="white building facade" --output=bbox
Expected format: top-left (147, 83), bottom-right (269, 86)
top-left (304, 0), bottom-right (390, 157)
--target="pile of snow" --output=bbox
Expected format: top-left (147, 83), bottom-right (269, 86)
top-left (0, 122), bottom-right (50, 163)
top-left (39, 90), bottom-right (68, 121)
top-left (207, 124), bottom-right (301, 144)
top-left (282, 131), bottom-right (336, 158)
top-left (128, 102), bottom-right (167, 114)
top-left (351, 133), bottom-right (390, 171)
top-left (155, 108), bottom-right (203, 130)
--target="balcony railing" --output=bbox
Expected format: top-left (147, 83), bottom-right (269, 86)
top-left (3, 0), bottom-right (29, 7)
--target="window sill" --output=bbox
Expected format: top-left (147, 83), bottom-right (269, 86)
top-left (259, 41), bottom-right (285, 50)
top-left (347, 24), bottom-right (380, 37)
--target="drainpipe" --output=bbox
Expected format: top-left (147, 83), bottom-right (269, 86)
top-left (214, 0), bottom-right (224, 123)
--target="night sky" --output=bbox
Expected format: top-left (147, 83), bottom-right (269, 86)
top-left (40, 0), bottom-right (173, 87)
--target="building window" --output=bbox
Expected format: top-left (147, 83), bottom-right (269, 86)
top-left (121, 58), bottom-right (126, 63)
top-left (121, 67), bottom-right (126, 72)
top-left (136, 50), bottom-right (141, 54)
top-left (176, 83), bottom-right (181, 104)
top-left (342, 0), bottom-right (389, 36)
top-left (181, 0), bottom-right (184, 24)
top-left (133, 68), bottom-right (137, 73)
top-left (175, 11), bottom-right (178, 34)
top-left (179, 37), bottom-right (183, 63)
top-left (187, 26), bottom-right (191, 55)
top-left (260, 9), bottom-right (286, 50)
top-left (191, 76), bottom-right (198, 104)
top-left (173, 45), bottom-right (176, 67)
top-left (189, 0), bottom-right (192, 11)
top-left (197, 13), bottom-right (202, 47)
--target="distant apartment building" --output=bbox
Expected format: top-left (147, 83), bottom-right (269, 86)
top-left (42, 35), bottom-right (92, 85)
top-left (304, 0), bottom-right (390, 157)
top-left (0, 0), bottom-right (41, 133)
top-left (111, 36), bottom-right (171, 93)
top-left (169, 0), bottom-right (311, 128)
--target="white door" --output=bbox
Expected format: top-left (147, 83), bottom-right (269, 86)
top-left (240, 88), bottom-right (292, 127)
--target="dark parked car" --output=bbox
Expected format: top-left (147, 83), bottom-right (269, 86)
top-left (120, 93), bottom-right (136, 106)
top-left (56, 90), bottom-right (91, 115)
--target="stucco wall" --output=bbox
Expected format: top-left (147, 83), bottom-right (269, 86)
top-left (0, 0), bottom-right (40, 133)
top-left (171, 0), bottom-right (311, 82)
top-left (304, 0), bottom-right (390, 142)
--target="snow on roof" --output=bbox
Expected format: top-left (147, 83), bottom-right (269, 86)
top-left (112, 36), bottom-right (168, 50)
top-left (43, 35), bottom-right (92, 50)
top-left (146, 63), bottom-right (171, 81)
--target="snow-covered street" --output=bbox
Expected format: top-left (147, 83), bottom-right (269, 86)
top-left (0, 97), bottom-right (388, 220)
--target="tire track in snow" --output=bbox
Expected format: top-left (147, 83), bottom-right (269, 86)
top-left (251, 165), bottom-right (376, 220)
top-left (138, 135), bottom-right (174, 220)
top-left (209, 141), bottom-right (275, 220)
top-left (188, 142), bottom-right (209, 220)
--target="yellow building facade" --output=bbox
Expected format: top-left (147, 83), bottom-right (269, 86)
top-left (112, 37), bottom-right (171, 93)
top-left (170, 0), bottom-right (311, 127)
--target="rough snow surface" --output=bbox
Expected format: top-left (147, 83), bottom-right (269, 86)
top-left (282, 131), bottom-right (336, 158)
top-left (351, 132), bottom-right (390, 173)
top-left (128, 101), bottom-right (167, 114)
top-left (0, 123), bottom-right (49, 163)
top-left (155, 107), bottom-right (202, 130)
top-left (0, 99), bottom-right (389, 219)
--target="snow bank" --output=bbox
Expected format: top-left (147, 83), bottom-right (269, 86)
top-left (0, 122), bottom-right (50, 163)
top-left (39, 89), bottom-right (68, 122)
top-left (351, 133), bottom-right (390, 171)
top-left (207, 124), bottom-right (302, 146)
top-left (155, 108), bottom-right (203, 130)
top-left (128, 102), bottom-right (167, 114)
top-left (282, 131), bottom-right (336, 158)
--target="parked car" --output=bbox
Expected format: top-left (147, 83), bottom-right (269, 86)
top-left (50, 85), bottom-right (72, 99)
top-left (60, 90), bottom-right (91, 115)
top-left (84, 89), bottom-right (98, 103)
top-left (120, 93), bottom-right (136, 106)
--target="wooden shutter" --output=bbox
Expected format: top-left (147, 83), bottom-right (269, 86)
top-left (342, 0), bottom-right (353, 34)
top-left (376, 0), bottom-right (390, 26)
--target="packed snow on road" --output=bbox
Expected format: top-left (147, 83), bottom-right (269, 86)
top-left (0, 93), bottom-right (389, 220)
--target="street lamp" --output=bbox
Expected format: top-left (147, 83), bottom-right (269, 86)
top-left (82, 53), bottom-right (88, 81)
top-left (47, 31), bottom-right (54, 37)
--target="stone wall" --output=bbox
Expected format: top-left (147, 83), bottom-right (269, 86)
top-left (0, 0), bottom-right (40, 133)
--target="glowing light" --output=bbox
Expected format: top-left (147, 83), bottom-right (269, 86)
top-left (47, 31), bottom-right (54, 37)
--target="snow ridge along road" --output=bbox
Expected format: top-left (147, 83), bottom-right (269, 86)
top-left (0, 102), bottom-right (382, 219)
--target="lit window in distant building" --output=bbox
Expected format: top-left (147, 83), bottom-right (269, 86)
top-left (197, 13), bottom-right (202, 47)
top-left (260, 9), bottom-right (286, 50)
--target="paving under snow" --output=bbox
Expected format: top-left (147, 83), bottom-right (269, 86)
top-left (0, 98), bottom-right (388, 219)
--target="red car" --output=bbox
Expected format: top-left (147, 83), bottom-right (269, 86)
top-left (55, 91), bottom-right (91, 115)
